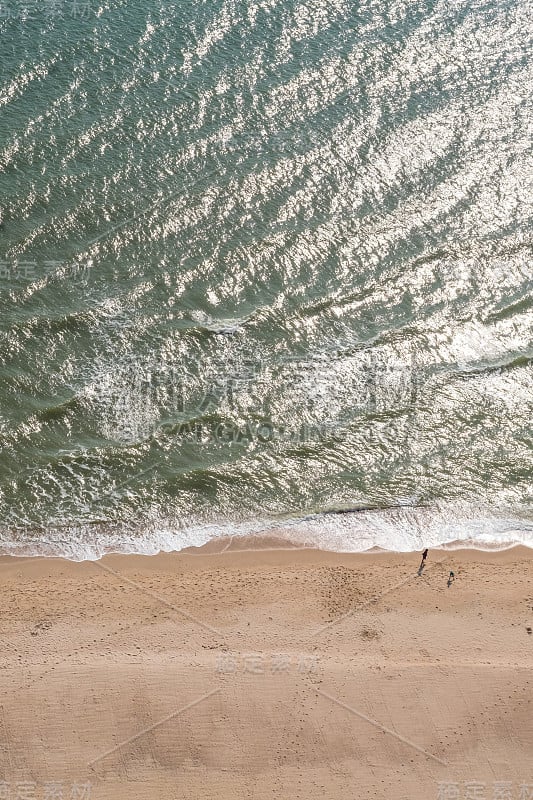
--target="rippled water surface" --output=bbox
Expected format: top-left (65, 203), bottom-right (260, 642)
top-left (0, 0), bottom-right (532, 557)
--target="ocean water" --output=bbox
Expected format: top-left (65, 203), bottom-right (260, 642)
top-left (0, 0), bottom-right (532, 559)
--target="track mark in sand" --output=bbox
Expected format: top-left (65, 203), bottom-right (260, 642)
top-left (317, 688), bottom-right (448, 766)
top-left (0, 706), bottom-right (13, 772)
top-left (311, 557), bottom-right (449, 638)
top-left (88, 688), bottom-right (221, 770)
top-left (90, 559), bottom-right (224, 636)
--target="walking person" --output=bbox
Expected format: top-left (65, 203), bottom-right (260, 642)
top-left (418, 548), bottom-right (429, 575)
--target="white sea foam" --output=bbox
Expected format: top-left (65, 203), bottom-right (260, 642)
top-left (1, 502), bottom-right (531, 561)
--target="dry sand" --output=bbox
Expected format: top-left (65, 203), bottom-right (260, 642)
top-left (0, 541), bottom-right (532, 799)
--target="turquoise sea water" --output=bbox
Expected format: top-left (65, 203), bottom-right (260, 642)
top-left (0, 0), bottom-right (532, 558)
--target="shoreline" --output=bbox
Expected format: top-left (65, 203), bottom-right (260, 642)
top-left (0, 531), bottom-right (532, 564)
top-left (2, 503), bottom-right (532, 562)
top-left (1, 538), bottom-right (533, 575)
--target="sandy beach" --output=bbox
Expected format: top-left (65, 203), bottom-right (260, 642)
top-left (0, 541), bottom-right (532, 799)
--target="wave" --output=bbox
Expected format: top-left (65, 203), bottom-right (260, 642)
top-left (0, 502), bottom-right (531, 561)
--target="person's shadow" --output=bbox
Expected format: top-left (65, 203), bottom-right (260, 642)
top-left (417, 562), bottom-right (425, 576)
